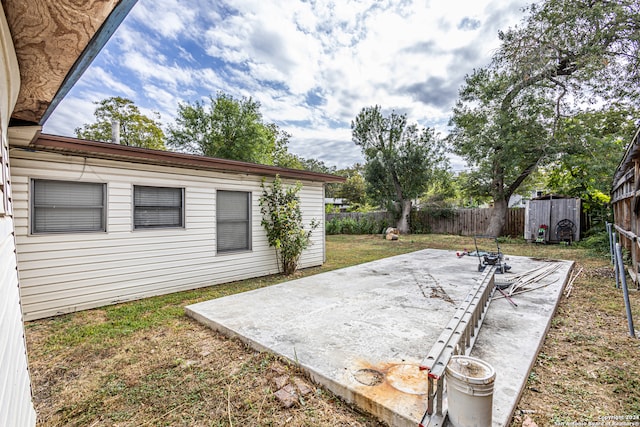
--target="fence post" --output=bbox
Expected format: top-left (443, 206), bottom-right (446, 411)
top-left (615, 243), bottom-right (636, 338)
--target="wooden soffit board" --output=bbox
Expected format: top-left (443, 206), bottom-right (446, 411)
top-left (1, 0), bottom-right (120, 124)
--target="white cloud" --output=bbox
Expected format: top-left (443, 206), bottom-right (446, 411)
top-left (130, 0), bottom-right (198, 39)
top-left (77, 67), bottom-right (136, 98)
top-left (43, 92), bottom-right (108, 136)
top-left (45, 0), bottom-right (531, 169)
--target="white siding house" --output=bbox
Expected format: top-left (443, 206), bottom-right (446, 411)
top-left (9, 134), bottom-right (341, 321)
top-left (0, 4), bottom-right (37, 426)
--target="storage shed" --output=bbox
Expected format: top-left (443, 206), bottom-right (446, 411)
top-left (524, 196), bottom-right (581, 243)
top-left (611, 126), bottom-right (640, 286)
top-left (9, 134), bottom-right (344, 321)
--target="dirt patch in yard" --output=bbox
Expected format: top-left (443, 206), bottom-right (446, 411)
top-left (28, 315), bottom-right (382, 426)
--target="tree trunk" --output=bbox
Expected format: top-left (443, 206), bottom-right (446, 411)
top-left (396, 199), bottom-right (412, 234)
top-left (486, 198), bottom-right (508, 237)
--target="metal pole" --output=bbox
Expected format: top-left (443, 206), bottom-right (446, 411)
top-left (606, 222), bottom-right (614, 265)
top-left (615, 243), bottom-right (636, 338)
top-left (612, 232), bottom-right (620, 289)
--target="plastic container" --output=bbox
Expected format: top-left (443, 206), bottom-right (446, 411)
top-left (445, 355), bottom-right (496, 427)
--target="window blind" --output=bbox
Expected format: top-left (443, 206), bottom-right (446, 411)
top-left (217, 190), bottom-right (250, 252)
top-left (32, 180), bottom-right (105, 233)
top-left (133, 186), bottom-right (183, 229)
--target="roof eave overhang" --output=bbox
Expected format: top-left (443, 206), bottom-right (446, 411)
top-left (19, 134), bottom-right (346, 183)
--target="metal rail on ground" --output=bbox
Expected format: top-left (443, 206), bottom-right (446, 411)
top-left (418, 266), bottom-right (496, 427)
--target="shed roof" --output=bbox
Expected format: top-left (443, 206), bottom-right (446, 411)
top-left (13, 133), bottom-right (346, 183)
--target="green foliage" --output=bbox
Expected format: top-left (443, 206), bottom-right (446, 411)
top-left (338, 174), bottom-right (366, 205)
top-left (346, 202), bottom-right (377, 213)
top-left (259, 175), bottom-right (318, 275)
top-left (543, 107), bottom-right (637, 229)
top-left (351, 105), bottom-right (449, 233)
top-left (410, 207), bottom-right (457, 234)
top-left (75, 97), bottom-right (166, 150)
top-left (325, 203), bottom-right (340, 214)
top-left (577, 230), bottom-right (611, 258)
top-left (168, 92), bottom-right (288, 165)
top-left (449, 0), bottom-right (640, 235)
top-left (325, 215), bottom-right (391, 235)
top-left (297, 157), bottom-right (337, 174)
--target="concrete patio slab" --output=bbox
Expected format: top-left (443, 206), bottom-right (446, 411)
top-left (186, 249), bottom-right (572, 427)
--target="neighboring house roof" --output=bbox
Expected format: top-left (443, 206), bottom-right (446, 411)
top-left (13, 133), bottom-right (346, 183)
top-left (324, 198), bottom-right (346, 204)
top-left (3, 0), bottom-right (136, 124)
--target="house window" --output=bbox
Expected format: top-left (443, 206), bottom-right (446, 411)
top-left (134, 186), bottom-right (184, 229)
top-left (217, 190), bottom-right (251, 252)
top-left (32, 179), bottom-right (106, 233)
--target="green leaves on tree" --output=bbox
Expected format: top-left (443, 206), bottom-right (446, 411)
top-left (75, 97), bottom-right (166, 150)
top-left (167, 92), bottom-right (290, 165)
top-left (449, 0), bottom-right (640, 236)
top-left (351, 105), bottom-right (449, 234)
top-left (259, 175), bottom-right (318, 275)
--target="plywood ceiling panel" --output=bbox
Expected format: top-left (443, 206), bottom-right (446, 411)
top-left (2, 0), bottom-right (119, 123)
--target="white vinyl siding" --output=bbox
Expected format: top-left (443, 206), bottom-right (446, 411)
top-left (217, 190), bottom-right (250, 252)
top-left (1, 3), bottom-right (37, 424)
top-left (10, 150), bottom-right (325, 321)
top-left (31, 179), bottom-right (106, 233)
top-left (134, 185), bottom-right (184, 229)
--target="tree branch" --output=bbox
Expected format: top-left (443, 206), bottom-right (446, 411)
top-left (548, 76), bottom-right (568, 137)
top-left (501, 56), bottom-right (577, 112)
top-left (507, 160), bottom-right (539, 197)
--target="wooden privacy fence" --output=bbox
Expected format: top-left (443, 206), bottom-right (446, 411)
top-left (326, 208), bottom-right (525, 237)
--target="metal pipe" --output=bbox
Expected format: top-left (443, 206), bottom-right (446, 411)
top-left (606, 222), bottom-right (615, 265)
top-left (615, 243), bottom-right (636, 338)
top-left (613, 232), bottom-right (620, 289)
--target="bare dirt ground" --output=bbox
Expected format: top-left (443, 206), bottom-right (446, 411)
top-left (25, 235), bottom-right (640, 426)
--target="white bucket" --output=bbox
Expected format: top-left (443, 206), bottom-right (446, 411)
top-left (445, 356), bottom-right (496, 427)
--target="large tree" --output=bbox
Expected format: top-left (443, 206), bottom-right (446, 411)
top-left (167, 92), bottom-right (288, 165)
top-left (351, 105), bottom-right (448, 233)
top-left (449, 0), bottom-right (640, 236)
top-left (75, 97), bottom-right (166, 150)
top-left (544, 107), bottom-right (638, 225)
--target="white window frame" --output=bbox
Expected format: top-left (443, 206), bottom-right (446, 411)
top-left (133, 185), bottom-right (185, 230)
top-left (216, 190), bottom-right (251, 253)
top-left (31, 179), bottom-right (106, 234)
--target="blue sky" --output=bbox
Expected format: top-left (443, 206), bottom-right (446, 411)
top-left (44, 0), bottom-right (531, 170)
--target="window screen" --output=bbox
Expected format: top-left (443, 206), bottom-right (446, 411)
top-left (217, 190), bottom-right (251, 252)
top-left (32, 179), bottom-right (106, 233)
top-left (134, 186), bottom-right (184, 229)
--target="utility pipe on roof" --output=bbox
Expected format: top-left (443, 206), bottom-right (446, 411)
top-left (111, 120), bottom-right (120, 145)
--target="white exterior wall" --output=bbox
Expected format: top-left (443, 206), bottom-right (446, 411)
top-left (10, 149), bottom-right (326, 321)
top-left (0, 3), bottom-right (37, 426)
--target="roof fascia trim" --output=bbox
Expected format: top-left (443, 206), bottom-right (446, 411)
top-left (40, 0), bottom-right (139, 124)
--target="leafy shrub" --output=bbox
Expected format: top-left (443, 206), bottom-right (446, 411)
top-left (260, 176), bottom-right (318, 275)
top-left (325, 215), bottom-right (392, 235)
top-left (577, 230), bottom-right (611, 258)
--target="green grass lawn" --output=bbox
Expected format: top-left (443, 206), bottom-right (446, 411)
top-left (25, 234), bottom-right (640, 426)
